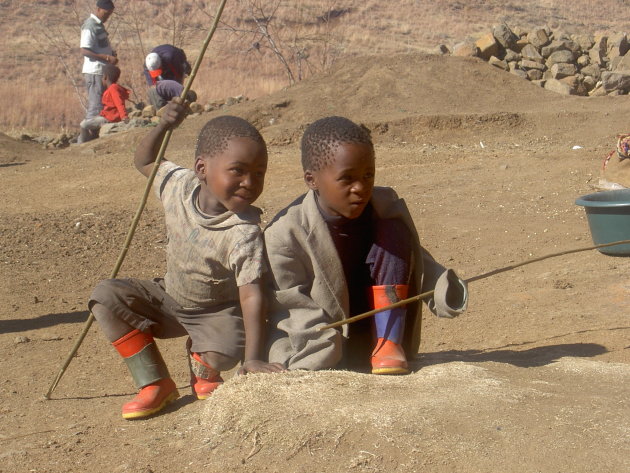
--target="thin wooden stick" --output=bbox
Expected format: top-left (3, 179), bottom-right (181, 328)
top-left (318, 239), bottom-right (630, 331)
top-left (44, 0), bottom-right (228, 400)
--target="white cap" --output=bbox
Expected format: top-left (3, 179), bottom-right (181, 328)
top-left (145, 52), bottom-right (161, 71)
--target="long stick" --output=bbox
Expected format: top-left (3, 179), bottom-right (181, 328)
top-left (44, 0), bottom-right (228, 400)
top-left (318, 239), bottom-right (630, 331)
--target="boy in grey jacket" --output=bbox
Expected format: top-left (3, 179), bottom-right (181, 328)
top-left (265, 116), bottom-right (468, 373)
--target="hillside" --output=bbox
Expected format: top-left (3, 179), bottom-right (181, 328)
top-left (1, 49), bottom-right (629, 472)
top-left (1, 0), bottom-right (630, 130)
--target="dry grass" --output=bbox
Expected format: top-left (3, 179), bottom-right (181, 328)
top-left (1, 0), bottom-right (629, 133)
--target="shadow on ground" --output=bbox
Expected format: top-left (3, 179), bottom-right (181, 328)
top-left (417, 342), bottom-right (608, 368)
top-left (0, 310), bottom-right (89, 334)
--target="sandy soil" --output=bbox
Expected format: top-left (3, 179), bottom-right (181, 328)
top-left (1, 53), bottom-right (629, 472)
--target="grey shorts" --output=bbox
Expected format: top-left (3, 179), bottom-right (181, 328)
top-left (89, 278), bottom-right (245, 359)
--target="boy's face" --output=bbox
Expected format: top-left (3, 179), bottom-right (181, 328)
top-left (305, 142), bottom-right (375, 219)
top-left (96, 7), bottom-right (114, 23)
top-left (195, 137), bottom-right (268, 215)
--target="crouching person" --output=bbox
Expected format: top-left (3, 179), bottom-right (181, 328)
top-left (89, 99), bottom-right (283, 419)
top-left (265, 116), bottom-right (468, 373)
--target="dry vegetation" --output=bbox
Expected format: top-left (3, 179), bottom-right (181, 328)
top-left (1, 0), bottom-right (629, 133)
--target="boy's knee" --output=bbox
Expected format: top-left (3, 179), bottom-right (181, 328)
top-left (89, 279), bottom-right (118, 305)
top-left (198, 351), bottom-right (239, 372)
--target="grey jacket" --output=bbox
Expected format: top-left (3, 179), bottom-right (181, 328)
top-left (264, 187), bottom-right (465, 370)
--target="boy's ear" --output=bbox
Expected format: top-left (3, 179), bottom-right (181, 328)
top-left (304, 170), bottom-right (317, 190)
top-left (194, 156), bottom-right (207, 180)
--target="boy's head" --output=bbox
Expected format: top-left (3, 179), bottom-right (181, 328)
top-left (194, 115), bottom-right (268, 215)
top-left (301, 116), bottom-right (375, 219)
top-left (102, 64), bottom-right (120, 85)
top-left (95, 0), bottom-right (114, 22)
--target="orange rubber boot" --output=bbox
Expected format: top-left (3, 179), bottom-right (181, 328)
top-left (113, 329), bottom-right (179, 420)
top-left (189, 352), bottom-right (224, 400)
top-left (371, 285), bottom-right (410, 375)
top-left (371, 338), bottom-right (409, 375)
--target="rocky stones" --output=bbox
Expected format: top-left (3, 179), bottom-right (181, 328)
top-left (544, 78), bottom-right (576, 95)
top-left (550, 62), bottom-right (577, 79)
top-left (443, 24), bottom-right (630, 97)
top-left (521, 44), bottom-right (544, 62)
top-left (601, 71), bottom-right (630, 93)
top-left (189, 102), bottom-right (204, 114)
top-left (475, 33), bottom-right (500, 60)
top-left (492, 24), bottom-right (518, 50)
top-left (527, 28), bottom-right (551, 49)
top-left (434, 44), bottom-right (450, 55)
top-left (452, 41), bottom-right (479, 57)
top-left (66, 95), bottom-right (250, 145)
top-left (488, 56), bottom-right (508, 70)
top-left (546, 50), bottom-right (575, 67)
top-left (607, 33), bottom-right (629, 60)
top-left (142, 105), bottom-right (156, 118)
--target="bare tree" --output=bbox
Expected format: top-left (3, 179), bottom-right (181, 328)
top-left (198, 0), bottom-right (343, 86)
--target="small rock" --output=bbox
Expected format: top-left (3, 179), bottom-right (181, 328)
top-left (142, 105), bottom-right (156, 118)
top-left (14, 336), bottom-right (30, 344)
top-left (189, 102), bottom-right (204, 114)
top-left (544, 78), bottom-right (576, 95)
top-left (504, 49), bottom-right (521, 62)
top-left (527, 28), bottom-right (550, 48)
top-left (488, 56), bottom-right (508, 71)
top-left (452, 41), bottom-right (479, 57)
top-left (41, 334), bottom-right (62, 341)
top-left (520, 44), bottom-right (543, 62)
top-left (435, 44), bottom-right (450, 55)
top-left (492, 24), bottom-right (518, 49)
top-left (576, 55), bottom-right (590, 67)
top-left (550, 63), bottom-right (577, 79)
top-left (526, 69), bottom-right (543, 81)
top-left (475, 32), bottom-right (499, 60)
top-left (546, 50), bottom-right (575, 67)
top-left (510, 69), bottom-right (528, 79)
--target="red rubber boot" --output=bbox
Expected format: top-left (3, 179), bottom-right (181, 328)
top-left (112, 329), bottom-right (179, 420)
top-left (371, 285), bottom-right (410, 375)
top-left (189, 352), bottom-right (224, 400)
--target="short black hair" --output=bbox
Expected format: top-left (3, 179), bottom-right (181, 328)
top-left (195, 115), bottom-right (266, 159)
top-left (301, 116), bottom-right (373, 171)
top-left (102, 64), bottom-right (120, 83)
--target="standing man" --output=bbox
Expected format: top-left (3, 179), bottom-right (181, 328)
top-left (79, 0), bottom-right (117, 139)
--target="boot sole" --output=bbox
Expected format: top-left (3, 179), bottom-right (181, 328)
top-left (372, 366), bottom-right (410, 375)
top-left (122, 389), bottom-right (180, 420)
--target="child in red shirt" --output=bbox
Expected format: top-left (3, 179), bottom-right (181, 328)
top-left (78, 64), bottom-right (129, 143)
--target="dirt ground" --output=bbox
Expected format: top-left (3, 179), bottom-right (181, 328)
top-left (1, 54), bottom-right (629, 472)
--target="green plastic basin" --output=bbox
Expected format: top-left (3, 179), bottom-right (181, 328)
top-left (575, 189), bottom-right (630, 255)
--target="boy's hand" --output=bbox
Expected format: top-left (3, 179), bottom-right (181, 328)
top-left (160, 97), bottom-right (189, 129)
top-left (237, 359), bottom-right (286, 375)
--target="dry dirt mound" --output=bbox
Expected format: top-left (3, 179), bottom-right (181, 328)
top-left (0, 132), bottom-right (42, 166)
top-left (189, 53), bottom-right (630, 150)
top-left (190, 360), bottom-right (629, 472)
